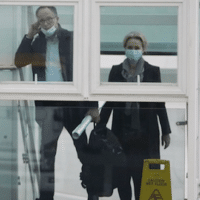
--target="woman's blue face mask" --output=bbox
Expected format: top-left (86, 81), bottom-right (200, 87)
top-left (125, 38), bottom-right (144, 61)
top-left (125, 49), bottom-right (143, 61)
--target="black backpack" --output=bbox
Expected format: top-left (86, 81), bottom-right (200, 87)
top-left (80, 126), bottom-right (126, 197)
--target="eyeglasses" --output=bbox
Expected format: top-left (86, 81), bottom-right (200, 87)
top-left (39, 17), bottom-right (56, 25)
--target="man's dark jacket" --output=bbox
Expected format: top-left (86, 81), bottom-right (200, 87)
top-left (15, 24), bottom-right (73, 82)
top-left (97, 61), bottom-right (171, 159)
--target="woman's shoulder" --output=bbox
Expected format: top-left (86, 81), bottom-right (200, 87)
top-left (108, 63), bottom-right (124, 82)
top-left (111, 63), bottom-right (123, 70)
top-left (110, 63), bottom-right (124, 75)
top-left (144, 61), bottom-right (160, 71)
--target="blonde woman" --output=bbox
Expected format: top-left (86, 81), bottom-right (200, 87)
top-left (97, 31), bottom-right (171, 200)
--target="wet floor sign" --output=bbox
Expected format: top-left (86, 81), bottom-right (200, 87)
top-left (140, 159), bottom-right (172, 200)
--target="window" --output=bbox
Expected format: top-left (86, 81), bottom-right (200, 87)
top-left (0, 1), bottom-right (198, 200)
top-left (90, 1), bottom-right (187, 99)
top-left (0, 3), bottom-right (84, 100)
top-left (100, 6), bottom-right (178, 84)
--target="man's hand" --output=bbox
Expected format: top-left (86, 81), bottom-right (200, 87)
top-left (27, 21), bottom-right (41, 39)
top-left (162, 134), bottom-right (170, 149)
top-left (86, 108), bottom-right (100, 123)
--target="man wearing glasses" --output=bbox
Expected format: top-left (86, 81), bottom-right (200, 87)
top-left (15, 6), bottom-right (99, 200)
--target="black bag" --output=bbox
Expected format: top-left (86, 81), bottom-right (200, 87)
top-left (80, 126), bottom-right (126, 197)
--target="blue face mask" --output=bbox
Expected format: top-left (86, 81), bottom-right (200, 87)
top-left (41, 25), bottom-right (57, 37)
top-left (125, 49), bottom-right (143, 61)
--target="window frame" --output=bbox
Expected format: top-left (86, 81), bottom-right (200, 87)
top-left (0, 1), bottom-right (199, 199)
top-left (0, 0), bottom-right (84, 101)
top-left (89, 0), bottom-right (187, 102)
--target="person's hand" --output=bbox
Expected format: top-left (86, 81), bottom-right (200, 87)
top-left (162, 134), bottom-right (170, 149)
top-left (86, 108), bottom-right (100, 123)
top-left (27, 21), bottom-right (41, 39)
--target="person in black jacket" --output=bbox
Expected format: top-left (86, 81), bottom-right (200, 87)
top-left (96, 31), bottom-right (171, 200)
top-left (15, 6), bottom-right (99, 200)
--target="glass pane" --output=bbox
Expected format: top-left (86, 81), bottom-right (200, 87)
top-left (0, 6), bottom-right (74, 82)
top-left (95, 101), bottom-right (186, 200)
top-left (100, 7), bottom-right (178, 85)
top-left (0, 100), bottom-right (186, 199)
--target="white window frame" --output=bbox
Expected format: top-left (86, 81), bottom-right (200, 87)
top-left (0, 1), bottom-right (199, 200)
top-left (0, 0), bottom-right (85, 101)
top-left (89, 0), bottom-right (187, 102)
top-left (186, 0), bottom-right (199, 199)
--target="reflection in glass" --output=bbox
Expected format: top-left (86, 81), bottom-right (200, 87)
top-left (100, 7), bottom-right (178, 84)
top-left (0, 100), bottom-right (185, 199)
top-left (0, 6), bottom-right (74, 82)
top-left (0, 100), bottom-right (99, 200)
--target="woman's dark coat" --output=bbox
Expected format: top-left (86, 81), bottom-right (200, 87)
top-left (98, 61), bottom-right (171, 159)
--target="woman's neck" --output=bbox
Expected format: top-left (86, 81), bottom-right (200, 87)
top-left (128, 58), bottom-right (138, 67)
top-left (130, 63), bottom-right (137, 69)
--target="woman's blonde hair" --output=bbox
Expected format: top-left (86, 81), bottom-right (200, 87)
top-left (123, 31), bottom-right (148, 51)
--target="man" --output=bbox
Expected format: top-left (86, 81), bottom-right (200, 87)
top-left (15, 6), bottom-right (99, 200)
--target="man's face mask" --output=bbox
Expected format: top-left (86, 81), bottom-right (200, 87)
top-left (41, 25), bottom-right (57, 37)
top-left (125, 49), bottom-right (143, 62)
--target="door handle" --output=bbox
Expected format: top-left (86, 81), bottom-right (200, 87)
top-left (176, 121), bottom-right (187, 126)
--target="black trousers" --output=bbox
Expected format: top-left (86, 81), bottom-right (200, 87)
top-left (35, 102), bottom-right (88, 200)
top-left (117, 137), bottom-right (150, 200)
top-left (117, 165), bottom-right (143, 200)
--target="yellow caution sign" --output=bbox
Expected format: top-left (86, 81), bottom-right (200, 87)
top-left (140, 159), bottom-right (172, 200)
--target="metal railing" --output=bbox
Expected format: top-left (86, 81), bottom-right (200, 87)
top-left (18, 68), bottom-right (40, 200)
